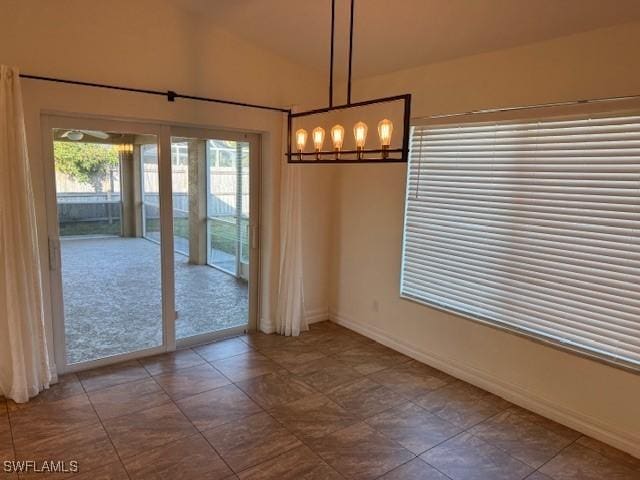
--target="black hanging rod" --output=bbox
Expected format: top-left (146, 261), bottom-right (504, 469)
top-left (347, 0), bottom-right (355, 104)
top-left (19, 73), bottom-right (290, 113)
top-left (327, 0), bottom-right (356, 109)
top-left (329, 0), bottom-right (335, 107)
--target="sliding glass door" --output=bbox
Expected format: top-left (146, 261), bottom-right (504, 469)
top-left (45, 117), bottom-right (259, 372)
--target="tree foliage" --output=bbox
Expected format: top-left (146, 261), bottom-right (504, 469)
top-left (54, 142), bottom-right (119, 192)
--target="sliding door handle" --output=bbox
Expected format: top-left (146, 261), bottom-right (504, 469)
top-left (48, 237), bottom-right (60, 271)
top-left (250, 225), bottom-right (258, 250)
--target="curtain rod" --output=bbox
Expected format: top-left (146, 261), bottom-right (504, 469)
top-left (422, 93), bottom-right (640, 120)
top-left (19, 73), bottom-right (290, 113)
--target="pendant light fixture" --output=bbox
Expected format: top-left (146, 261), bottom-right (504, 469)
top-left (286, 0), bottom-right (411, 164)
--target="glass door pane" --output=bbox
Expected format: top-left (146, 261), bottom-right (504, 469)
top-left (172, 137), bottom-right (249, 341)
top-left (172, 141), bottom-right (190, 255)
top-left (53, 130), bottom-right (163, 365)
top-left (207, 140), bottom-right (250, 278)
top-left (141, 144), bottom-right (160, 243)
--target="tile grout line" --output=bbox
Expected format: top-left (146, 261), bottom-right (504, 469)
top-left (373, 455), bottom-right (456, 480)
top-left (211, 345), bottom-right (345, 478)
top-left (167, 358), bottom-right (280, 479)
top-left (192, 337), bottom-right (257, 364)
top-left (409, 392), bottom-right (538, 478)
top-left (83, 381), bottom-right (133, 480)
top-left (76, 361), bottom-right (151, 395)
top-left (254, 355), bottom-right (417, 480)
top-left (191, 347), bottom-right (343, 479)
top-left (4, 402), bottom-right (17, 470)
top-left (147, 354), bottom-right (238, 403)
top-left (198, 412), bottom-right (303, 479)
top-left (9, 373), bottom-right (129, 479)
top-left (528, 434), bottom-right (583, 478)
top-left (195, 428), bottom-right (239, 479)
top-left (462, 406), bottom-right (577, 477)
top-left (96, 364), bottom-right (234, 479)
top-left (356, 357), bottom-right (544, 473)
top-left (259, 409), bottom-right (348, 480)
top-left (570, 435), bottom-right (640, 471)
top-left (82, 358), bottom-right (232, 478)
top-left (139, 347), bottom-right (205, 377)
top-left (280, 332), bottom-right (532, 480)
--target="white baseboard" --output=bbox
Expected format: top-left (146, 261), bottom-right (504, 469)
top-left (329, 309), bottom-right (640, 459)
top-left (305, 307), bottom-right (330, 324)
top-left (258, 307), bottom-right (329, 335)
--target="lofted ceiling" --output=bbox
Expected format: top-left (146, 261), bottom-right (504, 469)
top-left (176, 0), bottom-right (640, 79)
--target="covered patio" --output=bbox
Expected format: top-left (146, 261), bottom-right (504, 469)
top-left (53, 133), bottom-right (251, 365)
top-left (61, 236), bottom-right (248, 364)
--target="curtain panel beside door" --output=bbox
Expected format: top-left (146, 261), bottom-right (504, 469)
top-left (275, 163), bottom-right (307, 336)
top-left (0, 65), bottom-right (53, 403)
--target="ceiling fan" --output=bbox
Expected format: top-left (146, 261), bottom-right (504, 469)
top-left (59, 130), bottom-right (110, 141)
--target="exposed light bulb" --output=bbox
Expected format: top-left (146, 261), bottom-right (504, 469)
top-left (312, 127), bottom-right (325, 152)
top-left (378, 119), bottom-right (393, 147)
top-left (331, 124), bottom-right (345, 151)
top-left (295, 129), bottom-right (308, 153)
top-left (353, 121), bottom-right (368, 151)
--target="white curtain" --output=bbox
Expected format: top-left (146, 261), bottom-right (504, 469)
top-left (275, 163), bottom-right (307, 336)
top-left (0, 65), bottom-right (53, 403)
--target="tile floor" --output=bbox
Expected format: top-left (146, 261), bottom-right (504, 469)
top-left (1, 321), bottom-right (639, 480)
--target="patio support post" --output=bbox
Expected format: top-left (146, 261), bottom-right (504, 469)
top-left (120, 149), bottom-right (136, 237)
top-left (188, 140), bottom-right (207, 265)
top-left (131, 144), bottom-right (144, 237)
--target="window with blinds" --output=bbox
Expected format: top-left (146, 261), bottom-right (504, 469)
top-left (401, 114), bottom-right (640, 368)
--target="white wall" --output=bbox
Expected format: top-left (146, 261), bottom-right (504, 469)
top-left (330, 22), bottom-right (640, 457)
top-left (0, 0), bottom-right (332, 356)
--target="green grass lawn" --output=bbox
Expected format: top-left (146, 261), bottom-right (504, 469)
top-left (146, 216), bottom-right (248, 258)
top-left (61, 216), bottom-right (248, 260)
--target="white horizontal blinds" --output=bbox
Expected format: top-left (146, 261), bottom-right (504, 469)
top-left (402, 115), bottom-right (640, 367)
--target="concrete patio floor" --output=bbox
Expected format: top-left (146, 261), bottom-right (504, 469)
top-left (61, 237), bottom-right (248, 364)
